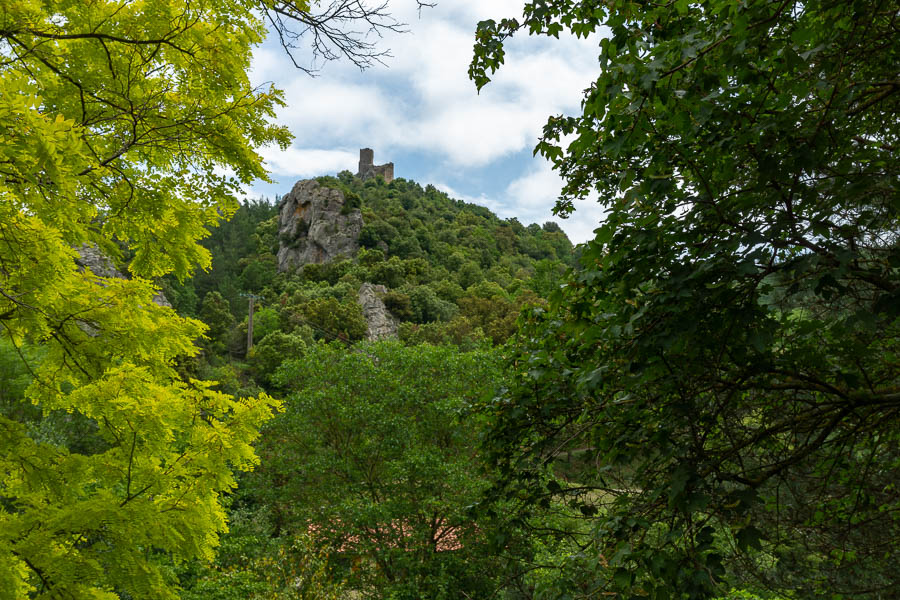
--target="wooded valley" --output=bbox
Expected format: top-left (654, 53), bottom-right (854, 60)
top-left (1, 0), bottom-right (897, 599)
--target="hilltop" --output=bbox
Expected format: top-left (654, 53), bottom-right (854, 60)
top-left (162, 168), bottom-right (574, 386)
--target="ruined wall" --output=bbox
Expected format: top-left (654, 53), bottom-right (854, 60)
top-left (358, 148), bottom-right (374, 174)
top-left (374, 163), bottom-right (394, 182)
top-left (356, 148), bottom-right (394, 183)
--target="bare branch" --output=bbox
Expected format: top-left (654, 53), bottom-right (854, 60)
top-left (262, 0), bottom-right (429, 74)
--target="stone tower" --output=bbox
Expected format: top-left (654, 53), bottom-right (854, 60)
top-left (356, 148), bottom-right (394, 183)
top-left (358, 148), bottom-right (374, 174)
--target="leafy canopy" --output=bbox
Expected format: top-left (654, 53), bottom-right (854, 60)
top-left (246, 342), bottom-right (505, 599)
top-left (0, 1), bottom-right (299, 597)
top-left (472, 0), bottom-right (899, 598)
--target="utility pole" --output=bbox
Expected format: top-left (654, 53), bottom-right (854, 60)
top-left (241, 293), bottom-right (263, 352)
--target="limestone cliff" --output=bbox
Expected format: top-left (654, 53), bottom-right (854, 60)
top-left (358, 283), bottom-right (398, 341)
top-left (276, 179), bottom-right (363, 272)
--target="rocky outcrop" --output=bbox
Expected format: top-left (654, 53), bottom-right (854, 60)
top-left (276, 179), bottom-right (363, 272)
top-left (75, 243), bottom-right (171, 307)
top-left (358, 283), bottom-right (398, 341)
top-left (76, 243), bottom-right (123, 279)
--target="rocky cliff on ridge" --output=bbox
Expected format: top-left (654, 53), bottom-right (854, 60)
top-left (276, 179), bottom-right (363, 272)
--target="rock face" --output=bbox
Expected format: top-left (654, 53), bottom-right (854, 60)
top-left (276, 179), bottom-right (363, 272)
top-left (75, 244), bottom-right (171, 307)
top-left (358, 283), bottom-right (398, 341)
top-left (76, 243), bottom-right (123, 279)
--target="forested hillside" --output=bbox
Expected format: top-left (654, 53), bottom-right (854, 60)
top-left (165, 171), bottom-right (574, 373)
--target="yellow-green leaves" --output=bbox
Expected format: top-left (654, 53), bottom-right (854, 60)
top-left (1, 0), bottom-right (284, 597)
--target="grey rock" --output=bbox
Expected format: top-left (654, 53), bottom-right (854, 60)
top-left (75, 243), bottom-right (123, 279)
top-left (358, 282), bottom-right (398, 341)
top-left (276, 179), bottom-right (363, 272)
top-left (75, 243), bottom-right (171, 307)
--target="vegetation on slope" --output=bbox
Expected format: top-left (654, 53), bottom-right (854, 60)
top-left (164, 171), bottom-right (575, 370)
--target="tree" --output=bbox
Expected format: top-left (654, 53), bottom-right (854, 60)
top-left (0, 1), bottom-right (418, 597)
top-left (247, 342), bottom-right (505, 599)
top-left (472, 1), bottom-right (899, 598)
top-left (246, 331), bottom-right (308, 388)
top-left (200, 291), bottom-right (237, 356)
top-left (294, 296), bottom-right (368, 341)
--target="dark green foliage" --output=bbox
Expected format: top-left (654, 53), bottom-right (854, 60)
top-left (369, 256), bottom-right (406, 288)
top-left (340, 191), bottom-right (360, 214)
top-left (349, 175), bottom-right (574, 272)
top-left (528, 259), bottom-right (567, 298)
top-left (296, 297), bottom-right (367, 342)
top-left (191, 198), bottom-right (279, 315)
top-left (247, 332), bottom-right (308, 388)
top-left (160, 277), bottom-right (200, 317)
top-left (250, 307), bottom-right (280, 344)
top-left (165, 175), bottom-right (575, 401)
top-left (382, 291), bottom-right (413, 321)
top-left (246, 342), bottom-right (506, 599)
top-left (398, 318), bottom-right (488, 350)
top-left (240, 256), bottom-right (276, 291)
top-left (300, 259), bottom-right (357, 286)
top-left (473, 0), bottom-right (900, 598)
top-left (177, 508), bottom-right (346, 600)
top-left (457, 260), bottom-right (484, 289)
top-left (408, 285), bottom-right (458, 324)
top-left (199, 291), bottom-right (235, 356)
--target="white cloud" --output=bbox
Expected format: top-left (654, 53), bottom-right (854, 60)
top-left (410, 103), bottom-right (542, 166)
top-left (253, 3), bottom-right (599, 168)
top-left (273, 79), bottom-right (399, 142)
top-left (249, 47), bottom-right (282, 86)
top-left (259, 146), bottom-right (358, 178)
top-left (380, 11), bottom-right (598, 166)
top-left (503, 160), bottom-right (607, 243)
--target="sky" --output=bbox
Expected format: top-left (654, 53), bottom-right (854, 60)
top-left (246, 1), bottom-right (608, 244)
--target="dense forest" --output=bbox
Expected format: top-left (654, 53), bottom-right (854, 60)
top-left (2, 0), bottom-right (897, 599)
top-left (165, 171), bottom-right (574, 360)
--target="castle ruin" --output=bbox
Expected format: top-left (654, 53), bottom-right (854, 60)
top-left (356, 148), bottom-right (394, 183)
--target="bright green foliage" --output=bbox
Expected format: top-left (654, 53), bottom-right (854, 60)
top-left (473, 1), bottom-right (899, 598)
top-left (0, 1), bottom-right (287, 597)
top-left (246, 342), bottom-right (506, 599)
